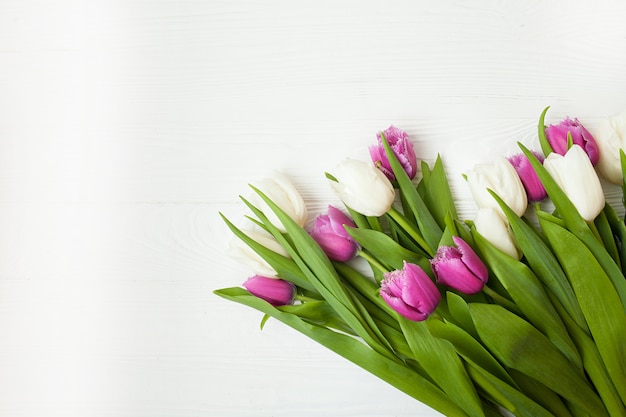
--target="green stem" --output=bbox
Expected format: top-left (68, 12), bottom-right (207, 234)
top-left (387, 206), bottom-right (435, 257)
top-left (358, 250), bottom-right (389, 276)
top-left (483, 286), bottom-right (522, 315)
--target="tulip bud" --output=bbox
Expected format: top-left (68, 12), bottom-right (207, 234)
top-left (380, 262), bottom-right (440, 322)
top-left (431, 236), bottom-right (488, 295)
top-left (328, 158), bottom-right (395, 217)
top-left (466, 157), bottom-right (528, 217)
top-left (309, 205), bottom-right (359, 262)
top-left (543, 145), bottom-right (605, 222)
top-left (369, 125), bottom-right (418, 180)
top-left (228, 228), bottom-right (290, 277)
top-left (594, 109), bottom-right (626, 184)
top-left (474, 207), bottom-right (521, 260)
top-left (507, 152), bottom-right (547, 203)
top-left (243, 275), bottom-right (296, 306)
top-left (545, 116), bottom-right (599, 165)
top-left (250, 173), bottom-right (307, 233)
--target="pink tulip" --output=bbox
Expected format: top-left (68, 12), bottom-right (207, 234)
top-left (369, 125), bottom-right (418, 180)
top-left (380, 262), bottom-right (440, 321)
top-left (431, 237), bottom-right (489, 295)
top-left (545, 117), bottom-right (599, 165)
top-left (243, 275), bottom-right (296, 306)
top-left (309, 205), bottom-right (359, 262)
top-left (507, 152), bottom-right (547, 203)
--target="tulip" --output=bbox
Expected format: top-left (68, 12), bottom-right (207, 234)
top-left (545, 116), bottom-right (599, 165)
top-left (250, 173), bottom-right (307, 233)
top-left (243, 275), bottom-right (296, 306)
top-left (380, 262), bottom-right (440, 321)
top-left (309, 205), bottom-right (359, 262)
top-left (431, 236), bottom-right (488, 295)
top-left (594, 109), bottom-right (626, 184)
top-left (466, 157), bottom-right (528, 217)
top-left (543, 145), bottom-right (605, 222)
top-left (328, 158), bottom-right (395, 217)
top-left (369, 125), bottom-right (418, 180)
top-left (474, 207), bottom-right (521, 259)
top-left (228, 228), bottom-right (290, 277)
top-left (507, 152), bottom-right (547, 203)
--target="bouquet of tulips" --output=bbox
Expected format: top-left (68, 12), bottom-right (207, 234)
top-left (215, 107), bottom-right (626, 417)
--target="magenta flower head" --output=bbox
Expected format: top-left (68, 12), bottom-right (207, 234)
top-left (309, 205), bottom-right (359, 262)
top-left (431, 236), bottom-right (489, 295)
top-left (243, 275), bottom-right (296, 306)
top-left (380, 262), bottom-right (440, 321)
top-left (369, 125), bottom-right (418, 180)
top-left (545, 117), bottom-right (599, 165)
top-left (507, 151), bottom-right (547, 203)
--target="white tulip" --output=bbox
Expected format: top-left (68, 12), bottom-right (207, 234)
top-left (328, 158), bottom-right (395, 217)
top-left (595, 109), bottom-right (626, 184)
top-left (543, 145), bottom-right (605, 222)
top-left (474, 207), bottom-right (521, 260)
top-left (250, 173), bottom-right (307, 233)
top-left (466, 157), bottom-right (528, 217)
top-left (228, 228), bottom-right (290, 278)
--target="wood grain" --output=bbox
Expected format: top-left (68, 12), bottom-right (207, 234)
top-left (1, 0), bottom-right (626, 416)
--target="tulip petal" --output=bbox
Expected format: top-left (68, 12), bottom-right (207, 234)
top-left (452, 236), bottom-right (488, 283)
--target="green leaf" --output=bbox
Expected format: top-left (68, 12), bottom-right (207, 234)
top-left (243, 190), bottom-right (396, 361)
top-left (426, 319), bottom-right (516, 388)
top-left (420, 155), bottom-right (459, 230)
top-left (465, 363), bottom-right (554, 417)
top-left (469, 303), bottom-right (608, 417)
top-left (345, 226), bottom-right (428, 271)
top-left (537, 106), bottom-right (553, 157)
top-left (472, 229), bottom-right (583, 371)
top-left (539, 218), bottom-right (626, 405)
top-left (488, 191), bottom-right (587, 332)
top-left (219, 212), bottom-right (317, 293)
top-left (214, 287), bottom-right (470, 417)
top-left (595, 208), bottom-right (622, 268)
top-left (400, 317), bottom-right (485, 417)
top-left (520, 145), bottom-right (626, 307)
top-left (381, 134), bottom-right (442, 254)
top-left (548, 291), bottom-right (626, 417)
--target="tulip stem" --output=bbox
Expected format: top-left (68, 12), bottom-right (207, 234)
top-left (482, 286), bottom-right (522, 315)
top-left (387, 207), bottom-right (434, 257)
top-left (358, 250), bottom-right (389, 277)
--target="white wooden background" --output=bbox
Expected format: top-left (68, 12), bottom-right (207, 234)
top-left (2, 1), bottom-right (626, 416)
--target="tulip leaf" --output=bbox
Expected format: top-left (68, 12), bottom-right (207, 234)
top-left (621, 149), bottom-right (626, 210)
top-left (465, 363), bottom-right (554, 417)
top-left (537, 106), bottom-right (553, 157)
top-left (594, 208), bottom-right (622, 268)
top-left (219, 212), bottom-right (318, 293)
top-left (381, 134), bottom-right (442, 255)
top-left (549, 290), bottom-right (626, 417)
top-left (508, 370), bottom-right (571, 417)
top-left (446, 292), bottom-right (478, 338)
top-left (214, 287), bottom-right (470, 417)
top-left (604, 203), bottom-right (626, 272)
top-left (399, 317), bottom-right (485, 417)
top-left (488, 190), bottom-right (587, 331)
top-left (345, 226), bottom-right (428, 271)
top-left (471, 229), bottom-right (583, 371)
top-left (242, 190), bottom-right (398, 362)
top-left (520, 144), bottom-right (626, 307)
top-left (425, 319), bottom-right (516, 388)
top-left (419, 155), bottom-right (459, 231)
top-left (539, 218), bottom-right (626, 405)
top-left (469, 303), bottom-right (609, 417)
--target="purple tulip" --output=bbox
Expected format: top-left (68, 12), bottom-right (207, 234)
top-left (369, 125), bottom-right (418, 180)
top-left (380, 262), bottom-right (440, 321)
top-left (545, 117), bottom-right (599, 165)
top-left (243, 275), bottom-right (296, 306)
top-left (431, 237), bottom-right (488, 295)
top-left (309, 205), bottom-right (359, 262)
top-left (507, 152), bottom-right (547, 203)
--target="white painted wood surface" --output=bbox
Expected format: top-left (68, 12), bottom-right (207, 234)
top-left (1, 1), bottom-right (626, 416)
